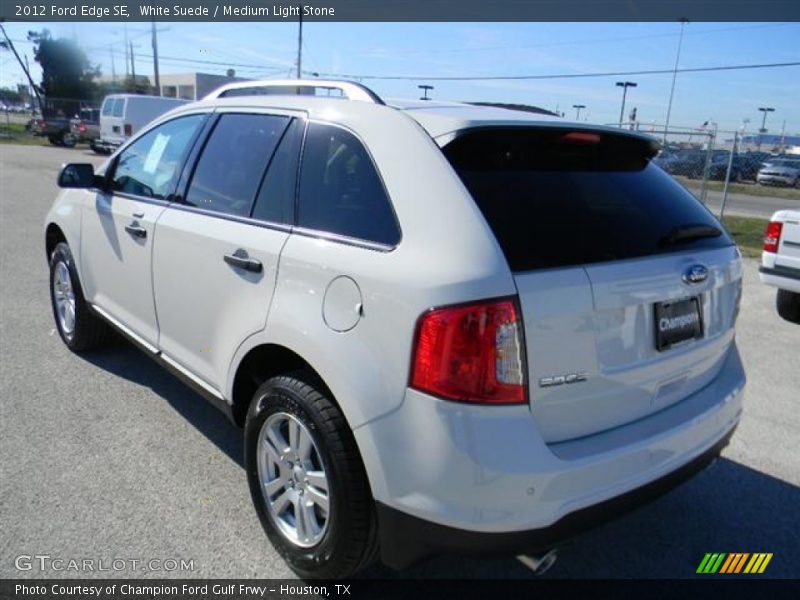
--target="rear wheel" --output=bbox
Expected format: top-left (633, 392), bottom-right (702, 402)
top-left (49, 242), bottom-right (110, 351)
top-left (244, 371), bottom-right (378, 578)
top-left (776, 289), bottom-right (800, 324)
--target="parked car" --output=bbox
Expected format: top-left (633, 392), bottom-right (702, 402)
top-left (760, 210), bottom-right (800, 323)
top-left (94, 93), bottom-right (188, 154)
top-left (42, 115), bottom-right (76, 147)
top-left (756, 159), bottom-right (800, 187)
top-left (45, 80), bottom-right (745, 578)
top-left (658, 150), bottom-right (708, 178)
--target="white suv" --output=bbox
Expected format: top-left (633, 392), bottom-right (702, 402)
top-left (45, 80), bottom-right (745, 578)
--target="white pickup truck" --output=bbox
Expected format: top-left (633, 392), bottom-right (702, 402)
top-left (760, 209), bottom-right (800, 323)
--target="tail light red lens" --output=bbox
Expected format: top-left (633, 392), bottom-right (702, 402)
top-left (410, 298), bottom-right (526, 405)
top-left (79, 123), bottom-right (86, 132)
top-left (764, 221), bottom-right (783, 253)
top-left (124, 123), bottom-right (132, 136)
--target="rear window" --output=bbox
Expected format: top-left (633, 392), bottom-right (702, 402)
top-left (112, 98), bottom-right (125, 117)
top-left (443, 128), bottom-right (733, 272)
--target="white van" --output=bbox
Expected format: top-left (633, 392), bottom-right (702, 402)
top-left (94, 94), bottom-right (188, 154)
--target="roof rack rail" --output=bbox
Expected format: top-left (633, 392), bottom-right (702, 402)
top-left (203, 79), bottom-right (385, 105)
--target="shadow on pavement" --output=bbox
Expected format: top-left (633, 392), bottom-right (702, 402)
top-left (79, 341), bottom-right (244, 468)
top-left (80, 342), bottom-right (799, 579)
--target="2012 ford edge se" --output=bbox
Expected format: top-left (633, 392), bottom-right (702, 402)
top-left (45, 80), bottom-right (745, 578)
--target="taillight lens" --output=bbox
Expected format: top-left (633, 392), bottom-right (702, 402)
top-left (79, 123), bottom-right (86, 132)
top-left (764, 221), bottom-right (783, 253)
top-left (410, 298), bottom-right (526, 404)
top-left (124, 123), bottom-right (132, 136)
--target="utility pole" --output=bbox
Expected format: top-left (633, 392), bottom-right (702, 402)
top-left (0, 24), bottom-right (44, 113)
top-left (418, 84), bottom-right (433, 100)
top-left (109, 47), bottom-right (116, 84)
top-left (615, 81), bottom-right (637, 127)
top-left (572, 104), bottom-right (585, 120)
top-left (130, 42), bottom-right (136, 87)
top-left (296, 6), bottom-right (303, 79)
top-left (664, 18), bottom-right (689, 142)
top-left (151, 21), bottom-right (160, 95)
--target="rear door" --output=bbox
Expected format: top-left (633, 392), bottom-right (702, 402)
top-left (152, 111), bottom-right (302, 394)
top-left (100, 96), bottom-right (126, 145)
top-left (443, 127), bottom-right (742, 443)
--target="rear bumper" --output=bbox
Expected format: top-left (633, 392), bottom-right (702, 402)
top-left (376, 425), bottom-right (735, 569)
top-left (759, 265), bottom-right (800, 294)
top-left (356, 344), bottom-right (744, 568)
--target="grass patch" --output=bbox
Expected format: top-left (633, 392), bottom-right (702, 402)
top-left (721, 215), bottom-right (767, 258)
top-left (676, 176), bottom-right (800, 201)
top-left (0, 122), bottom-right (49, 146)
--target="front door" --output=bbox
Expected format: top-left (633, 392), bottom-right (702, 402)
top-left (80, 113), bottom-right (207, 347)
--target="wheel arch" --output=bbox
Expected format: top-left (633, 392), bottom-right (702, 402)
top-left (229, 343), bottom-right (336, 428)
top-left (45, 222), bottom-right (67, 262)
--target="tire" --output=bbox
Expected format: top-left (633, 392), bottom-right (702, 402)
top-left (62, 133), bottom-right (77, 148)
top-left (244, 371), bottom-right (378, 578)
top-left (776, 289), bottom-right (800, 324)
top-left (48, 135), bottom-right (62, 146)
top-left (49, 242), bottom-right (111, 351)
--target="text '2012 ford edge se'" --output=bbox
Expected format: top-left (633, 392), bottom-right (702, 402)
top-left (45, 80), bottom-right (745, 578)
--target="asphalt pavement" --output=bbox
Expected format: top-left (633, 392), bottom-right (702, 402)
top-left (1, 144), bottom-right (798, 579)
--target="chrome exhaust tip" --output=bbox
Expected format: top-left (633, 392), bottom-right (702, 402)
top-left (517, 549), bottom-right (558, 576)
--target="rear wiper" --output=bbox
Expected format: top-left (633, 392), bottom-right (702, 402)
top-left (659, 224), bottom-right (722, 248)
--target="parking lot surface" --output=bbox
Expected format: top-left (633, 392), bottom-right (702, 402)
top-left (1, 144), bottom-right (798, 579)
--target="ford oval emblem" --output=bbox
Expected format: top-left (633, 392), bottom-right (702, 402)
top-left (683, 264), bottom-right (708, 285)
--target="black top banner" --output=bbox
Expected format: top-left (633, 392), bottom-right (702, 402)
top-left (2, 0), bottom-right (800, 22)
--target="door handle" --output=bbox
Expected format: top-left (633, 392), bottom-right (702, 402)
top-left (124, 222), bottom-right (147, 239)
top-left (223, 249), bottom-right (262, 273)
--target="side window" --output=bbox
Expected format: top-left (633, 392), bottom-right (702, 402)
top-left (298, 123), bottom-right (400, 246)
top-left (185, 113), bottom-right (290, 218)
top-left (111, 114), bottom-right (205, 200)
top-left (251, 118), bottom-right (303, 225)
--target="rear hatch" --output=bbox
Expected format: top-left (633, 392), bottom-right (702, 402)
top-left (443, 127), bottom-right (742, 443)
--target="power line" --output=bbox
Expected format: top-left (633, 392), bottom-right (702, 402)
top-left (306, 61), bottom-right (800, 82)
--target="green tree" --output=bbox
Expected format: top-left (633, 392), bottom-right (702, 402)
top-left (27, 29), bottom-right (100, 115)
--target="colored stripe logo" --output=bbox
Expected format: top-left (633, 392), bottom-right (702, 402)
top-left (697, 553), bottom-right (773, 574)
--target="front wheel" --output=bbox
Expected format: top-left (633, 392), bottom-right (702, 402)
top-left (49, 242), bottom-right (110, 351)
top-left (244, 371), bottom-right (378, 578)
top-left (776, 289), bottom-right (800, 323)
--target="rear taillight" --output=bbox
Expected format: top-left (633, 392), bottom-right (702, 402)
top-left (764, 221), bottom-right (783, 253)
top-left (79, 123), bottom-right (86, 132)
top-left (124, 123), bottom-right (132, 136)
top-left (410, 298), bottom-right (526, 404)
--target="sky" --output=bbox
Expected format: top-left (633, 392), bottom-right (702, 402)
top-left (1, 21), bottom-right (798, 134)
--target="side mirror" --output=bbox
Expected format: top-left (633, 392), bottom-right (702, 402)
top-left (57, 163), bottom-right (96, 188)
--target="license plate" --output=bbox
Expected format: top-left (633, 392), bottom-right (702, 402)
top-left (654, 297), bottom-right (703, 351)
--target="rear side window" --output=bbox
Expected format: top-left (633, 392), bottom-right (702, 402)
top-left (298, 123), bottom-right (400, 246)
top-left (185, 113), bottom-right (290, 218)
top-left (443, 128), bottom-right (733, 271)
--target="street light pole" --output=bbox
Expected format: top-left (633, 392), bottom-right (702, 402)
top-left (418, 85), bottom-right (434, 100)
top-left (664, 18), bottom-right (689, 142)
top-left (616, 82), bottom-right (637, 127)
top-left (573, 104), bottom-right (585, 120)
top-left (757, 107), bottom-right (775, 150)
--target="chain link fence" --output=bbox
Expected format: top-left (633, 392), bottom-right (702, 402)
top-left (610, 123), bottom-right (800, 218)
